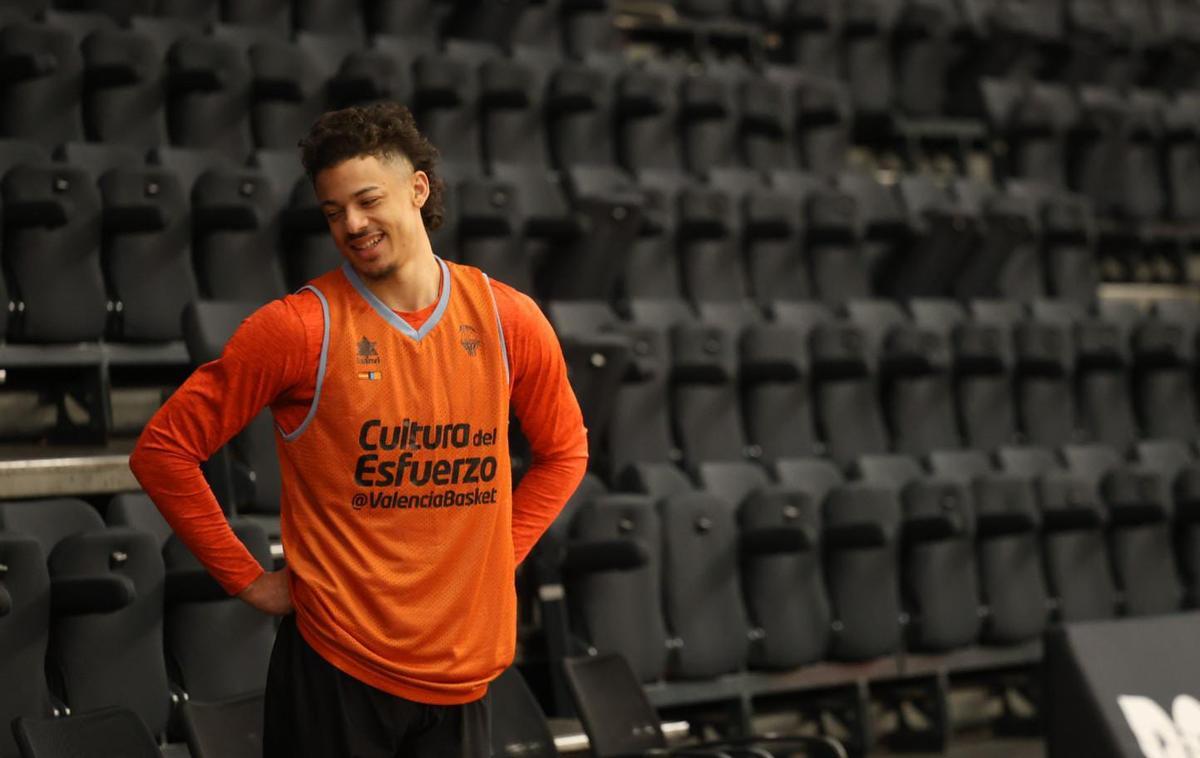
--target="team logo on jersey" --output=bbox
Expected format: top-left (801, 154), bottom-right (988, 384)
top-left (459, 325), bottom-right (481, 357)
top-left (356, 336), bottom-right (380, 365)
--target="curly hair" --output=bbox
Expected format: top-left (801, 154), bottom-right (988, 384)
top-left (299, 102), bottom-right (445, 231)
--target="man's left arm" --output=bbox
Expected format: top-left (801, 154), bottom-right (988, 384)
top-left (492, 280), bottom-right (589, 564)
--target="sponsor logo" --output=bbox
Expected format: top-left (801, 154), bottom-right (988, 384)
top-left (460, 324), bottom-right (481, 356)
top-left (357, 371), bottom-right (381, 381)
top-left (1118, 694), bottom-right (1200, 757)
top-left (356, 336), bottom-right (380, 365)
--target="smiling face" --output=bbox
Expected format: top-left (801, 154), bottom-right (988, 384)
top-left (315, 153), bottom-right (431, 281)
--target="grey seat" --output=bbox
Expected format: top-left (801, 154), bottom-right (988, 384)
top-left (0, 534), bottom-right (53, 758)
top-left (14, 707), bottom-right (161, 758)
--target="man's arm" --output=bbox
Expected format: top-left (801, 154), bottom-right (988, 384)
top-left (129, 296), bottom-right (317, 599)
top-left (491, 281), bottom-right (589, 564)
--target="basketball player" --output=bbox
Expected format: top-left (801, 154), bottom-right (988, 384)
top-left (130, 102), bottom-right (588, 757)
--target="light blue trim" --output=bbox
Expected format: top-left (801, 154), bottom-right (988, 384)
top-left (483, 273), bottom-right (510, 387)
top-left (340, 257), bottom-right (452, 342)
top-left (280, 285), bottom-right (330, 442)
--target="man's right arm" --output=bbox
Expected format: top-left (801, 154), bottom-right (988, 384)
top-left (129, 296), bottom-right (315, 599)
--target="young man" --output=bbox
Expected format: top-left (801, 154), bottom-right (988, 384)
top-left (130, 102), bottom-right (588, 757)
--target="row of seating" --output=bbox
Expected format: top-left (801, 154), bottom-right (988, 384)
top-left (529, 438), bottom-right (1200, 751)
top-left (557, 296), bottom-right (1200, 478)
top-left (0, 494), bottom-right (274, 758)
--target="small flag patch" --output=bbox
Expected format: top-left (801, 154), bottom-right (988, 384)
top-left (357, 371), bottom-right (381, 381)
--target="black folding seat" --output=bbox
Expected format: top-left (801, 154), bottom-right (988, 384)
top-left (106, 493), bottom-right (275, 701)
top-left (1060, 444), bottom-right (1186, 617)
top-left (1135, 300), bottom-right (1200, 441)
top-left (763, 0), bottom-right (844, 78)
top-left (1071, 301), bottom-right (1141, 450)
top-left (996, 446), bottom-right (1119, 622)
top-left (232, 31), bottom-right (396, 151)
top-left (739, 320), bottom-right (820, 464)
top-left (546, 55), bottom-right (622, 171)
top-left (694, 461), bottom-right (832, 670)
top-left (190, 163), bottom-right (288, 302)
top-left (1058, 0), bottom-right (1161, 89)
top-left (251, 149), bottom-right (340, 288)
top-left (837, 170), bottom-right (906, 300)
top-left (1070, 87), bottom-right (1166, 224)
top-left (892, 0), bottom-right (964, 118)
top-left (952, 0), bottom-right (1064, 89)
top-left (148, 21), bottom-right (254, 163)
top-left (545, 302), bottom-right (634, 472)
top-left (815, 480), bottom-right (905, 661)
top-left (742, 72), bottom-right (800, 174)
top-left (511, 0), bottom-right (566, 54)
top-left (912, 298), bottom-right (1019, 450)
top-left (1137, 439), bottom-right (1200, 606)
top-left (767, 68), bottom-right (853, 176)
top-left (614, 60), bottom-right (689, 180)
top-left (853, 454), bottom-right (982, 653)
top-left (775, 303), bottom-right (887, 467)
top-left (657, 486), bottom-right (752, 679)
top-left (846, 300), bottom-right (959, 456)
top-left (72, 18), bottom-right (168, 148)
top-left (982, 79), bottom-right (1078, 190)
top-left (440, 167), bottom-right (533, 289)
top-left (1005, 182), bottom-right (1097, 308)
top-left (560, 0), bottom-right (622, 59)
top-left (93, 160), bottom-right (198, 343)
top-left (0, 534), bottom-right (53, 758)
top-left (2, 159), bottom-right (108, 343)
top-left (411, 40), bottom-right (490, 175)
top-left (876, 174), bottom-right (976, 299)
top-left (951, 178), bottom-right (1044, 302)
top-left (673, 182), bottom-right (762, 324)
top-left (926, 450), bottom-right (1051, 645)
top-left (0, 498), bottom-right (172, 745)
top-left (183, 301), bottom-right (283, 543)
top-left (0, 14), bottom-right (84, 147)
top-left (679, 63), bottom-right (744, 177)
top-left (14, 707), bottom-right (163, 758)
top-left (975, 299), bottom-right (1077, 448)
top-left (620, 175), bottom-right (688, 304)
top-left (840, 0), bottom-right (901, 118)
top-left (769, 171), bottom-right (862, 306)
top-left (488, 665), bottom-right (559, 758)
top-left (1164, 93), bottom-right (1200, 224)
top-left (606, 323), bottom-right (679, 479)
top-left (364, 0), bottom-right (452, 46)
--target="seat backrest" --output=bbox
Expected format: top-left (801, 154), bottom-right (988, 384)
top-left (2, 162), bottom-right (109, 342)
top-left (808, 316), bottom-right (889, 466)
top-left (658, 491), bottom-right (750, 679)
top-left (489, 667), bottom-right (559, 758)
top-left (0, 535), bottom-right (52, 758)
top-left (562, 653), bottom-right (667, 758)
top-left (164, 32), bottom-right (254, 162)
top-left (0, 18), bottom-right (84, 147)
top-left (740, 322), bottom-right (819, 463)
top-left (81, 25), bottom-right (168, 148)
top-left (567, 495), bottom-right (670, 683)
top-left (670, 320), bottom-right (750, 467)
top-left (13, 707), bottom-right (161, 758)
top-left (179, 692), bottom-right (264, 758)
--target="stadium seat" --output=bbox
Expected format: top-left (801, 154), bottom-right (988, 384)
top-left (1010, 183), bottom-right (1098, 308)
top-left (1061, 444), bottom-right (1186, 617)
top-left (159, 29), bottom-right (254, 163)
top-left (77, 21), bottom-right (168, 147)
top-left (846, 300), bottom-right (960, 456)
top-left (697, 461), bottom-right (833, 670)
top-left (219, 0), bottom-right (290, 34)
top-left (841, 0), bottom-right (900, 118)
top-left (740, 321), bottom-right (820, 463)
top-left (251, 149), bottom-right (341, 288)
top-left (0, 15), bottom-right (84, 147)
top-left (1137, 440), bottom-right (1200, 608)
top-left (294, 0), bottom-right (366, 40)
top-left (614, 60), bottom-right (688, 179)
top-left (951, 179), bottom-right (1044, 302)
top-left (837, 171), bottom-right (906, 300)
top-left (0, 498), bottom-right (172, 745)
top-left (411, 40), bottom-right (491, 176)
top-left (680, 64), bottom-right (747, 177)
top-left (178, 692), bottom-right (264, 758)
top-left (106, 493), bottom-right (275, 701)
top-left (878, 174), bottom-right (977, 299)
top-left (996, 446), bottom-right (1118, 622)
top-left (1072, 302), bottom-right (1140, 450)
top-left (982, 79), bottom-right (1078, 190)
top-left (13, 707), bottom-right (161, 758)
top-left (742, 73), bottom-right (801, 174)
top-left (1164, 92), bottom-right (1200, 223)
top-left (853, 454), bottom-right (982, 652)
top-left (1135, 301), bottom-right (1200, 441)
top-left (769, 171), bottom-right (862, 306)
top-left (364, 0), bottom-right (450, 46)
top-left (190, 163), bottom-right (288, 302)
top-left (0, 534), bottom-right (53, 758)
top-left (928, 450), bottom-right (1052, 646)
top-left (893, 0), bottom-right (963, 118)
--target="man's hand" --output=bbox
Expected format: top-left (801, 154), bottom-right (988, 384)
top-left (237, 567), bottom-right (294, 615)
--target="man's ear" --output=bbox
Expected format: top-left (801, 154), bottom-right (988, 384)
top-left (412, 170), bottom-right (430, 208)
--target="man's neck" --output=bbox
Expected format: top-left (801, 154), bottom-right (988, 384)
top-left (360, 242), bottom-right (442, 313)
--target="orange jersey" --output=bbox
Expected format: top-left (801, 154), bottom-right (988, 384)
top-left (130, 258), bottom-right (587, 704)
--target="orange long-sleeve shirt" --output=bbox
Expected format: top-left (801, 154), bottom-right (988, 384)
top-left (130, 275), bottom-right (588, 598)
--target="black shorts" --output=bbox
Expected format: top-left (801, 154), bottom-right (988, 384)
top-left (263, 615), bottom-right (491, 758)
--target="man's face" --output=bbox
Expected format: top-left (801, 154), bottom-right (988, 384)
top-left (315, 154), bottom-right (429, 280)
